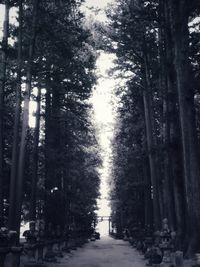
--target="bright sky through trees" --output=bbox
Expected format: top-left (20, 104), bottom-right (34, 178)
top-left (83, 0), bottom-right (116, 233)
top-left (90, 53), bottom-right (116, 218)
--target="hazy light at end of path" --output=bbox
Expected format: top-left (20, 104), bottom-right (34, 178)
top-left (90, 52), bottom-right (118, 220)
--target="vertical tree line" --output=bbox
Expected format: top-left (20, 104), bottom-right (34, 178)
top-left (107, 0), bottom-right (200, 255)
top-left (0, 0), bottom-right (9, 228)
top-left (0, 0), bottom-right (100, 241)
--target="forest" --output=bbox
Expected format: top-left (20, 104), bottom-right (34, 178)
top-left (0, 0), bottom-right (200, 265)
top-left (0, 0), bottom-right (101, 246)
top-left (108, 0), bottom-right (200, 257)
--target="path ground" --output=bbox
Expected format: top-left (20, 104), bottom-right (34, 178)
top-left (48, 235), bottom-right (147, 267)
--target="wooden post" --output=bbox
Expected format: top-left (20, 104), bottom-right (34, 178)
top-left (108, 217), bottom-right (111, 235)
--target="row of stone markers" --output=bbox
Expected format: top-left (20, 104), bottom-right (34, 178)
top-left (1, 221), bottom-right (91, 267)
top-left (111, 218), bottom-right (198, 267)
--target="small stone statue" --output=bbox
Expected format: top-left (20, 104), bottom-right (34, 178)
top-left (159, 218), bottom-right (175, 265)
top-left (23, 221), bottom-right (38, 265)
top-left (24, 221), bottom-right (38, 244)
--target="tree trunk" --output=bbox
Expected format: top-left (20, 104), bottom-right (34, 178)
top-left (163, 0), bottom-right (186, 244)
top-left (30, 86), bottom-right (41, 221)
top-left (44, 83), bottom-right (52, 227)
top-left (8, 0), bottom-right (22, 230)
top-left (0, 0), bottom-right (9, 227)
top-left (51, 84), bottom-right (62, 189)
top-left (169, 0), bottom-right (200, 255)
top-left (158, 0), bottom-right (176, 230)
top-left (44, 84), bottom-right (51, 190)
top-left (143, 156), bottom-right (153, 228)
top-left (14, 0), bottom-right (39, 239)
top-left (142, 50), bottom-right (161, 230)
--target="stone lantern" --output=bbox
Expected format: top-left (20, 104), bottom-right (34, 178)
top-left (159, 218), bottom-right (174, 266)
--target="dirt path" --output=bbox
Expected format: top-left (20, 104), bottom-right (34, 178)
top-left (54, 236), bottom-right (146, 267)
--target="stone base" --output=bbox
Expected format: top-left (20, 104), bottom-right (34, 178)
top-left (62, 246), bottom-right (70, 253)
top-left (36, 262), bottom-right (46, 267)
top-left (160, 262), bottom-right (174, 267)
top-left (0, 248), bottom-right (9, 267)
top-left (68, 239), bottom-right (77, 250)
top-left (10, 246), bottom-right (23, 267)
top-left (146, 262), bottom-right (153, 266)
top-left (54, 250), bottom-right (63, 257)
top-left (24, 261), bottom-right (46, 267)
top-left (76, 241), bottom-right (83, 247)
top-left (44, 252), bottom-right (57, 263)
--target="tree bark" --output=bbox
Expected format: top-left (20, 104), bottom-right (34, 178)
top-left (44, 83), bottom-right (52, 227)
top-left (8, 0), bottom-right (23, 230)
top-left (143, 156), bottom-right (153, 228)
top-left (0, 0), bottom-right (9, 227)
top-left (30, 86), bottom-right (41, 221)
top-left (14, 0), bottom-right (39, 239)
top-left (169, 0), bottom-right (200, 255)
top-left (158, 0), bottom-right (176, 230)
top-left (44, 83), bottom-right (51, 189)
top-left (163, 0), bottom-right (186, 244)
top-left (142, 49), bottom-right (161, 230)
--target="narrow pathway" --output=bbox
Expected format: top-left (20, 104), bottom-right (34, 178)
top-left (53, 236), bottom-right (146, 267)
